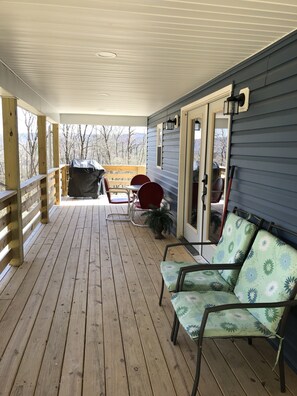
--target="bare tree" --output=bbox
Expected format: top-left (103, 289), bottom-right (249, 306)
top-left (113, 126), bottom-right (125, 158)
top-left (19, 109), bottom-right (38, 179)
top-left (136, 134), bottom-right (146, 164)
top-left (98, 125), bottom-right (113, 164)
top-left (126, 126), bottom-right (136, 164)
top-left (213, 129), bottom-right (228, 166)
top-left (60, 124), bottom-right (77, 164)
top-left (77, 124), bottom-right (95, 159)
top-left (59, 123), bottom-right (146, 166)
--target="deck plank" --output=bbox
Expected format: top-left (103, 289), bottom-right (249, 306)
top-left (59, 206), bottom-right (91, 395)
top-left (0, 206), bottom-right (73, 395)
top-left (8, 206), bottom-right (78, 396)
top-left (35, 206), bottom-right (83, 396)
top-left (100, 205), bottom-right (130, 396)
top-left (83, 205), bottom-right (105, 396)
top-left (122, 230), bottom-right (194, 395)
top-left (0, 200), bottom-right (296, 396)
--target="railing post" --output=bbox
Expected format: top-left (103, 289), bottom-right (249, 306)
top-left (2, 97), bottom-right (24, 266)
top-left (53, 123), bottom-right (61, 205)
top-left (61, 165), bottom-right (68, 196)
top-left (38, 115), bottom-right (49, 223)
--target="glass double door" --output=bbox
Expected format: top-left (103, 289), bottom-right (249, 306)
top-left (183, 97), bottom-right (229, 261)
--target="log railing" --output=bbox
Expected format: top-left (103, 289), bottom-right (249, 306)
top-left (103, 165), bottom-right (146, 188)
top-left (0, 169), bottom-right (61, 274)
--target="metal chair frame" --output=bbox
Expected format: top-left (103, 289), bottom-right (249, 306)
top-left (104, 177), bottom-right (133, 222)
top-left (170, 223), bottom-right (297, 395)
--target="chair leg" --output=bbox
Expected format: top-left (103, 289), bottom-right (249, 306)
top-left (159, 278), bottom-right (164, 306)
top-left (278, 343), bottom-right (286, 392)
top-left (171, 313), bottom-right (180, 345)
top-left (106, 212), bottom-right (130, 222)
top-left (191, 343), bottom-right (203, 396)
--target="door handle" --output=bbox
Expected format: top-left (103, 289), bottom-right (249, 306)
top-left (201, 186), bottom-right (207, 210)
top-left (201, 174), bottom-right (208, 185)
top-left (201, 173), bottom-right (208, 210)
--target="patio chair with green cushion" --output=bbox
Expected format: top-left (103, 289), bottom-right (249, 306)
top-left (170, 225), bottom-right (297, 395)
top-left (159, 208), bottom-right (263, 306)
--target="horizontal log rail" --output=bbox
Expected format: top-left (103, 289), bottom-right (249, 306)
top-left (0, 191), bottom-right (17, 273)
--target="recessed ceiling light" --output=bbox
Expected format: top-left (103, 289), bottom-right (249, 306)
top-left (96, 51), bottom-right (117, 58)
top-left (97, 93), bottom-right (109, 97)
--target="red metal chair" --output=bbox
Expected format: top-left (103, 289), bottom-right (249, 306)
top-left (104, 177), bottom-right (134, 221)
top-left (130, 174), bottom-right (150, 186)
top-left (130, 182), bottom-right (164, 226)
top-left (211, 177), bottom-right (224, 203)
top-left (130, 174), bottom-right (151, 195)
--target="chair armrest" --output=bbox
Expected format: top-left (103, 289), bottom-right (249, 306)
top-left (176, 263), bottom-right (243, 292)
top-left (163, 241), bottom-right (214, 260)
top-left (205, 299), bottom-right (297, 314)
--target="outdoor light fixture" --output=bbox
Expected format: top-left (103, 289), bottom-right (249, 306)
top-left (223, 87), bottom-right (250, 115)
top-left (194, 119), bottom-right (201, 130)
top-left (163, 118), bottom-right (175, 130)
top-left (163, 115), bottom-right (180, 130)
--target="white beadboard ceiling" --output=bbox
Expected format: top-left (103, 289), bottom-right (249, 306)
top-left (0, 0), bottom-right (296, 121)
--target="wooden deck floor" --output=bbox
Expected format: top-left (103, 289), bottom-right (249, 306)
top-left (0, 199), bottom-right (297, 396)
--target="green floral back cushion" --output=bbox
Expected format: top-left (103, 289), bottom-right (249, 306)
top-left (234, 230), bottom-right (297, 333)
top-left (212, 212), bottom-right (258, 287)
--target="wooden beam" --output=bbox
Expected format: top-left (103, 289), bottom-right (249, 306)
top-left (53, 124), bottom-right (61, 205)
top-left (38, 115), bottom-right (49, 223)
top-left (2, 97), bottom-right (24, 266)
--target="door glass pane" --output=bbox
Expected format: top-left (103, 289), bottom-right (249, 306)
top-left (187, 118), bottom-right (201, 229)
top-left (208, 112), bottom-right (228, 243)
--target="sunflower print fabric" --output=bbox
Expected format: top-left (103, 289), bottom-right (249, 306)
top-left (234, 229), bottom-right (297, 333)
top-left (171, 290), bottom-right (273, 340)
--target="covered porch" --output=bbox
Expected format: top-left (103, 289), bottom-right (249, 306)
top-left (0, 198), bottom-right (297, 396)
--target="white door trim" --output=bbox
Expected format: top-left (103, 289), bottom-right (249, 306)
top-left (176, 84), bottom-right (232, 237)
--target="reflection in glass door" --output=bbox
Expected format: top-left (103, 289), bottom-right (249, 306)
top-left (202, 98), bottom-right (229, 262)
top-left (183, 106), bottom-right (207, 243)
top-left (187, 119), bottom-right (201, 228)
top-left (208, 114), bottom-right (228, 243)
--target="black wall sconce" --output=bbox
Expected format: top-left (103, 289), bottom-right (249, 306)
top-left (194, 119), bottom-right (201, 131)
top-left (163, 114), bottom-right (180, 130)
top-left (223, 87), bottom-right (250, 115)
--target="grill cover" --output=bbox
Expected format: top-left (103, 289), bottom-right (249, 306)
top-left (68, 159), bottom-right (105, 198)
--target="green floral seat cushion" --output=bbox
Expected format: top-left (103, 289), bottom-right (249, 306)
top-left (160, 212), bottom-right (258, 293)
top-left (213, 212), bottom-right (258, 286)
top-left (171, 290), bottom-right (273, 340)
top-left (234, 230), bottom-right (297, 333)
top-left (160, 261), bottom-right (232, 292)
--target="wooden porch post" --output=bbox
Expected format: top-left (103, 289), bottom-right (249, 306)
top-left (38, 115), bottom-right (49, 223)
top-left (2, 97), bottom-right (24, 266)
top-left (53, 123), bottom-right (61, 205)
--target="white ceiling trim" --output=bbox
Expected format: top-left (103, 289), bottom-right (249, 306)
top-left (60, 114), bottom-right (147, 127)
